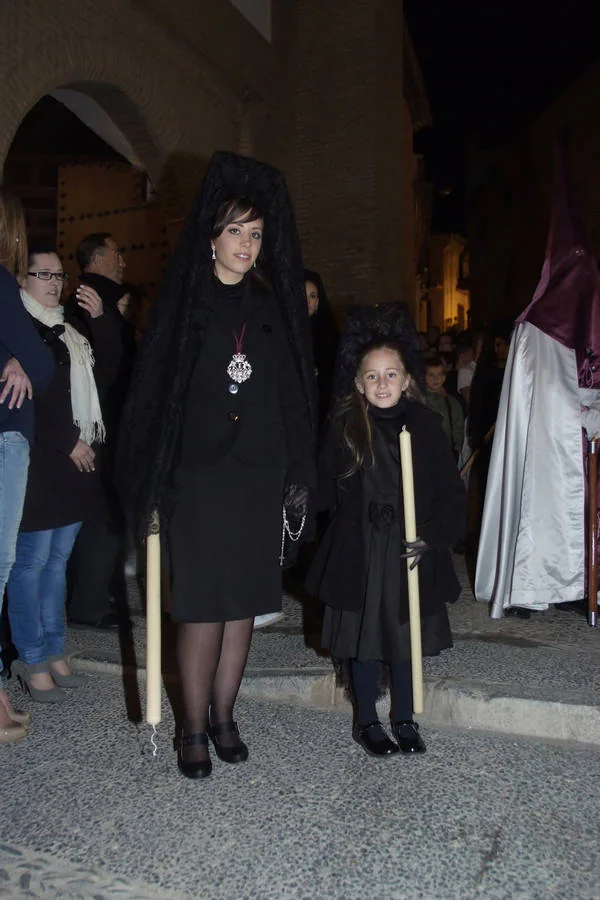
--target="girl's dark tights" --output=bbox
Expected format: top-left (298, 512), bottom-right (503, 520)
top-left (351, 659), bottom-right (413, 725)
top-left (177, 618), bottom-right (254, 762)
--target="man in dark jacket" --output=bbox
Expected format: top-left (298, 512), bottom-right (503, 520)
top-left (68, 234), bottom-right (136, 631)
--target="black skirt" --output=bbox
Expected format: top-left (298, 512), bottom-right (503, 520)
top-left (321, 418), bottom-right (452, 663)
top-left (321, 493), bottom-right (452, 663)
top-left (169, 457), bottom-right (285, 622)
top-left (322, 605), bottom-right (452, 664)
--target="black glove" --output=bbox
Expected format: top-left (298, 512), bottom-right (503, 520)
top-left (283, 484), bottom-right (309, 519)
top-left (401, 537), bottom-right (429, 571)
top-left (281, 485), bottom-right (309, 570)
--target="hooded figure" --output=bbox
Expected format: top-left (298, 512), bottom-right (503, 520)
top-left (475, 149), bottom-right (600, 616)
top-left (117, 151), bottom-right (316, 779)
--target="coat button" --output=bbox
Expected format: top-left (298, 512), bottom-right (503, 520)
top-left (228, 411), bottom-right (240, 422)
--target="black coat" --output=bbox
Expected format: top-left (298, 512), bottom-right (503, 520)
top-left (177, 276), bottom-right (315, 489)
top-left (306, 399), bottom-right (466, 613)
top-left (67, 274), bottom-right (134, 523)
top-left (167, 275), bottom-right (315, 622)
top-left (71, 274), bottom-right (135, 436)
top-left (20, 310), bottom-right (122, 532)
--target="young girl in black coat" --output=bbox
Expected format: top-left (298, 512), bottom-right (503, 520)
top-left (307, 339), bottom-right (466, 757)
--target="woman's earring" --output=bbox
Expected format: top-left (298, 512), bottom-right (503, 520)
top-left (253, 260), bottom-right (257, 269)
top-left (211, 247), bottom-right (216, 261)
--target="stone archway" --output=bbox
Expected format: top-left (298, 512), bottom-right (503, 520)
top-left (0, 37), bottom-right (172, 183)
top-left (0, 34), bottom-right (201, 315)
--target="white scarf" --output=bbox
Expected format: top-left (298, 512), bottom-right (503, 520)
top-left (20, 288), bottom-right (105, 444)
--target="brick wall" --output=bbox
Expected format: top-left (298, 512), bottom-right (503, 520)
top-left (292, 0), bottom-right (406, 318)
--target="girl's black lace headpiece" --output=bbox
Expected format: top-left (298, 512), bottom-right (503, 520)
top-left (330, 301), bottom-right (424, 409)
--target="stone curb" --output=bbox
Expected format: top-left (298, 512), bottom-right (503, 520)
top-left (72, 655), bottom-right (600, 747)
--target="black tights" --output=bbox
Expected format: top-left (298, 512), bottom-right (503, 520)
top-left (351, 659), bottom-right (413, 726)
top-left (177, 618), bottom-right (253, 762)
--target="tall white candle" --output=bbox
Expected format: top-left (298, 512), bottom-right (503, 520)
top-left (399, 427), bottom-right (424, 715)
top-left (146, 516), bottom-right (162, 727)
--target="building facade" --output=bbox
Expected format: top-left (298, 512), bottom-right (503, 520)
top-left (1, 0), bottom-right (429, 320)
top-left (424, 234), bottom-right (470, 332)
top-left (468, 59), bottom-right (600, 324)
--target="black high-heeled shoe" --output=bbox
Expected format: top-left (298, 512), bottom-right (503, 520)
top-left (391, 719), bottom-right (427, 754)
top-left (177, 731), bottom-right (212, 779)
top-left (207, 721), bottom-right (249, 763)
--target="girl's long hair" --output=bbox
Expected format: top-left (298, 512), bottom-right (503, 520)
top-left (336, 340), bottom-right (423, 479)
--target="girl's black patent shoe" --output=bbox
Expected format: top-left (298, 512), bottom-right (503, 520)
top-left (177, 731), bottom-right (212, 778)
top-left (207, 721), bottom-right (249, 763)
top-left (352, 721), bottom-right (399, 757)
top-left (391, 720), bottom-right (427, 754)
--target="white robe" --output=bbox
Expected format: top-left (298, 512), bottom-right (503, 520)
top-left (475, 321), bottom-right (586, 616)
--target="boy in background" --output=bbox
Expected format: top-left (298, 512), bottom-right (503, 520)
top-left (425, 357), bottom-right (464, 461)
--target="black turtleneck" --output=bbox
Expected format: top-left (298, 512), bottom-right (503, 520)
top-left (368, 397), bottom-right (409, 420)
top-left (214, 273), bottom-right (247, 301)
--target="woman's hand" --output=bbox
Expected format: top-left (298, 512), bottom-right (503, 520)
top-left (70, 439), bottom-right (96, 472)
top-left (401, 537), bottom-right (429, 570)
top-left (76, 284), bottom-right (104, 318)
top-left (0, 358), bottom-right (32, 409)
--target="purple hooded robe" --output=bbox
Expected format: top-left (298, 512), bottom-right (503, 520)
top-left (475, 151), bottom-right (600, 615)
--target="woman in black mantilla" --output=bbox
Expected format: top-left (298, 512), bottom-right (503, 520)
top-left (117, 153), bottom-right (316, 779)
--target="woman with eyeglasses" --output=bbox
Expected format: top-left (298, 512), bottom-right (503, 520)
top-left (6, 244), bottom-right (120, 702)
top-left (0, 190), bottom-right (54, 738)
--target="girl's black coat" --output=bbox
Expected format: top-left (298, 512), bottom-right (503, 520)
top-left (306, 399), bottom-right (466, 613)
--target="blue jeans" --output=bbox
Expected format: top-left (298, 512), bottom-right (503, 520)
top-left (0, 432), bottom-right (30, 596)
top-left (0, 432), bottom-right (30, 674)
top-left (7, 522), bottom-right (82, 665)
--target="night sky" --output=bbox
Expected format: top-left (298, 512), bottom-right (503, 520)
top-left (405, 1), bottom-right (600, 232)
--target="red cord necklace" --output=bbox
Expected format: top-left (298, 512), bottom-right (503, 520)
top-left (227, 324), bottom-right (253, 388)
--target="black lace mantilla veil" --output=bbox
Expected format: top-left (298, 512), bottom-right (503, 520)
top-left (116, 151), bottom-right (316, 537)
top-left (330, 301), bottom-right (425, 411)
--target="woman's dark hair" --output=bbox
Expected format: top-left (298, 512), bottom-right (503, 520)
top-left (337, 339), bottom-right (423, 479)
top-left (27, 242), bottom-right (60, 268)
top-left (211, 197), bottom-right (264, 239)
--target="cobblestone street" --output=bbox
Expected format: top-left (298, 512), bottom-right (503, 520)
top-left (2, 667), bottom-right (600, 900)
